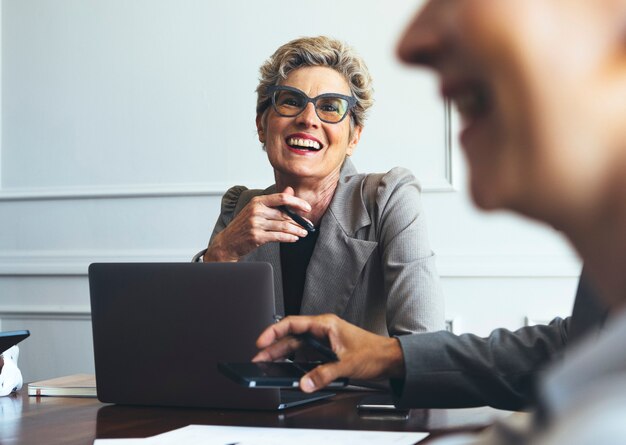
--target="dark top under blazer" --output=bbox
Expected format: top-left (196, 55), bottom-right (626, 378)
top-left (209, 159), bottom-right (445, 337)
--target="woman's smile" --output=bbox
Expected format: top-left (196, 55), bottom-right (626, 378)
top-left (285, 132), bottom-right (324, 154)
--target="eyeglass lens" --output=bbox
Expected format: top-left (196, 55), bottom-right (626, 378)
top-left (273, 90), bottom-right (349, 123)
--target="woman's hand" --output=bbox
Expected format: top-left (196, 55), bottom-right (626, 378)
top-left (204, 187), bottom-right (312, 262)
top-left (252, 314), bottom-right (406, 393)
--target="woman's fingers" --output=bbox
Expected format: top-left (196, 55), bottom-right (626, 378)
top-left (237, 202), bottom-right (307, 240)
top-left (258, 218), bottom-right (309, 238)
top-left (246, 189), bottom-right (314, 236)
top-left (244, 204), bottom-right (309, 239)
top-left (261, 192), bottom-right (312, 214)
top-left (209, 190), bottom-right (312, 261)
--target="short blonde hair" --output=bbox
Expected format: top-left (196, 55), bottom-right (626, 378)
top-left (256, 36), bottom-right (374, 129)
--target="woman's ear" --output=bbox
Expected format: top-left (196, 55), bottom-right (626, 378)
top-left (256, 114), bottom-right (265, 143)
top-left (346, 125), bottom-right (363, 156)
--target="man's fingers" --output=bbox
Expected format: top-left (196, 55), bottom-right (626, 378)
top-left (256, 324), bottom-right (281, 349)
top-left (256, 316), bottom-right (330, 349)
top-left (252, 337), bottom-right (300, 362)
top-left (300, 362), bottom-right (343, 393)
top-left (255, 316), bottom-right (340, 363)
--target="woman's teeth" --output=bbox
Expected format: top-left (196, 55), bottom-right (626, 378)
top-left (287, 137), bottom-right (321, 150)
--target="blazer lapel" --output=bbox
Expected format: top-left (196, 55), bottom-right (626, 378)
top-left (300, 215), bottom-right (377, 316)
top-left (300, 159), bottom-right (378, 316)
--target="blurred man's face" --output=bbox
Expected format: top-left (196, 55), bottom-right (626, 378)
top-left (397, 0), bottom-right (626, 225)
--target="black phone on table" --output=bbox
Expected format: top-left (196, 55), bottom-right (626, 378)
top-left (357, 394), bottom-right (410, 413)
top-left (218, 362), bottom-right (348, 388)
top-left (0, 330), bottom-right (30, 355)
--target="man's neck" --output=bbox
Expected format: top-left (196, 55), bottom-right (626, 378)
top-left (568, 163), bottom-right (626, 311)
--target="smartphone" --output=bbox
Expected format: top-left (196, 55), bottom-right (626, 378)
top-left (218, 362), bottom-right (348, 388)
top-left (0, 330), bottom-right (30, 355)
top-left (295, 333), bottom-right (338, 362)
top-left (356, 394), bottom-right (409, 414)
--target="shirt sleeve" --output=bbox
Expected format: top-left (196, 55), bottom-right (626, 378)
top-left (208, 185), bottom-right (248, 244)
top-left (391, 317), bottom-right (570, 410)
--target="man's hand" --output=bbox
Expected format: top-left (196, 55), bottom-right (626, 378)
top-left (253, 314), bottom-right (406, 393)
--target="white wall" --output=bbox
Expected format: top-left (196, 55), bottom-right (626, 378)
top-left (0, 0), bottom-right (581, 382)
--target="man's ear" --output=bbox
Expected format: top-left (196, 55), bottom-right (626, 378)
top-left (256, 114), bottom-right (265, 143)
top-left (346, 125), bottom-right (363, 156)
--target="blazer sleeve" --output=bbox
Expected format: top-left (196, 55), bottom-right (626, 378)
top-left (208, 185), bottom-right (248, 244)
top-left (372, 167), bottom-right (445, 335)
top-left (391, 317), bottom-right (570, 411)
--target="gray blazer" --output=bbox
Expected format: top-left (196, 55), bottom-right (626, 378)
top-left (209, 159), bottom-right (444, 336)
top-left (392, 270), bottom-right (608, 411)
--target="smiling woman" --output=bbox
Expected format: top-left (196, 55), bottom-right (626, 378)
top-left (192, 36), bottom-right (444, 337)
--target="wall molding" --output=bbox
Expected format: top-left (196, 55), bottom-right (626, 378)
top-left (0, 162), bottom-right (455, 203)
top-left (0, 179), bottom-right (456, 203)
top-left (0, 250), bottom-right (582, 278)
top-left (0, 305), bottom-right (91, 320)
top-left (0, 104), bottom-right (456, 201)
top-left (0, 183), bottom-right (242, 202)
top-left (443, 99), bottom-right (454, 187)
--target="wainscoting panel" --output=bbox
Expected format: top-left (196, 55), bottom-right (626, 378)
top-left (1, 311), bottom-right (93, 383)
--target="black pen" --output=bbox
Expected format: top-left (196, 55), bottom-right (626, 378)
top-left (278, 205), bottom-right (316, 233)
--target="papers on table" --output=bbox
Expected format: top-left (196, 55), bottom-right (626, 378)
top-left (94, 424), bottom-right (428, 445)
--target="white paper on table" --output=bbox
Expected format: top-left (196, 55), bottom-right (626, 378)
top-left (424, 433), bottom-right (479, 445)
top-left (149, 424), bottom-right (428, 445)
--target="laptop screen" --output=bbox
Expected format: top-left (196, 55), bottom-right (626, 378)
top-left (89, 262), bottom-right (284, 409)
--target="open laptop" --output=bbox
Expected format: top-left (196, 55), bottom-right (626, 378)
top-left (88, 262), bottom-right (333, 410)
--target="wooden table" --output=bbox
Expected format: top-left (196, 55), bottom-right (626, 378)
top-left (1, 389), bottom-right (513, 444)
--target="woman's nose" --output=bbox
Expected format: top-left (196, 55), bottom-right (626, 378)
top-left (294, 102), bottom-right (320, 127)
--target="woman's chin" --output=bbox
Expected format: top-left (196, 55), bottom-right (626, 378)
top-left (275, 166), bottom-right (316, 181)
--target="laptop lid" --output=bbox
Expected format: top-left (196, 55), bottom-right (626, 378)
top-left (89, 262), bottom-right (329, 410)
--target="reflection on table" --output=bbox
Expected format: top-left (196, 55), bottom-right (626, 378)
top-left (1, 389), bottom-right (514, 445)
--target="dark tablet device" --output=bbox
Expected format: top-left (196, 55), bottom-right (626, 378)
top-left (218, 362), bottom-right (348, 388)
top-left (0, 330), bottom-right (30, 355)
